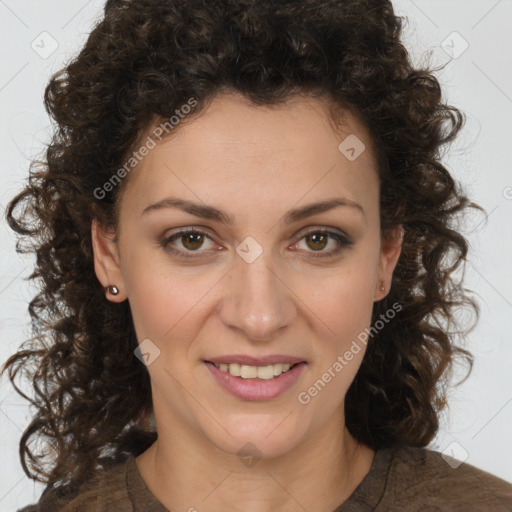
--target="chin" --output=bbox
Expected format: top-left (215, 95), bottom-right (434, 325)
top-left (203, 414), bottom-right (309, 462)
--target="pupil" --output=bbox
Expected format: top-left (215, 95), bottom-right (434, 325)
top-left (308, 233), bottom-right (327, 251)
top-left (184, 233), bottom-right (203, 250)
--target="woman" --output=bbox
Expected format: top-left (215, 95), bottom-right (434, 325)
top-left (4, 0), bottom-right (512, 510)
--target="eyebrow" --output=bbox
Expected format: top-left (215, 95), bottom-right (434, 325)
top-left (141, 197), bottom-right (365, 224)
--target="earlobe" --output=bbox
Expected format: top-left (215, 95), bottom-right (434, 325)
top-left (375, 224), bottom-right (403, 300)
top-left (91, 220), bottom-right (126, 301)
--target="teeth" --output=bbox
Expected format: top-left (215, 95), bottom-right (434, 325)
top-left (241, 365), bottom-right (258, 379)
top-left (213, 362), bottom-right (295, 379)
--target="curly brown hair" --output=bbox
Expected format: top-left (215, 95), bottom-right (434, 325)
top-left (3, 0), bottom-right (482, 494)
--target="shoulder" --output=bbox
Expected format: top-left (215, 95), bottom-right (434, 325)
top-left (382, 444), bottom-right (512, 511)
top-left (16, 456), bottom-right (132, 512)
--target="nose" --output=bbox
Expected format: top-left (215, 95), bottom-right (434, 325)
top-left (218, 250), bottom-right (297, 341)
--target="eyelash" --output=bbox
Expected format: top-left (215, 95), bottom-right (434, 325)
top-left (159, 227), bottom-right (353, 260)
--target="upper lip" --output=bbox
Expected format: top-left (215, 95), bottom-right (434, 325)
top-left (205, 355), bottom-right (306, 366)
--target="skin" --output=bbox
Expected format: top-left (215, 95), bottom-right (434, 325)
top-left (92, 91), bottom-right (402, 512)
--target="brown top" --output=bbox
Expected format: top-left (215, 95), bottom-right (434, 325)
top-left (18, 444), bottom-right (512, 511)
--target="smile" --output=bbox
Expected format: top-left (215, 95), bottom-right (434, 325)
top-left (204, 361), bottom-right (307, 400)
top-left (211, 362), bottom-right (298, 380)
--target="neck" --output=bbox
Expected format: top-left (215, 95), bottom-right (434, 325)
top-left (136, 410), bottom-right (375, 512)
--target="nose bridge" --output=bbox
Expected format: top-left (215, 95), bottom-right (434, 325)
top-left (221, 243), bottom-right (295, 340)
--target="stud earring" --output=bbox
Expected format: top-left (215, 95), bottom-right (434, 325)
top-left (107, 285), bottom-right (119, 296)
top-left (379, 283), bottom-right (385, 293)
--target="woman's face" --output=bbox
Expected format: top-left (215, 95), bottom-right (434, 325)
top-left (93, 92), bottom-right (401, 460)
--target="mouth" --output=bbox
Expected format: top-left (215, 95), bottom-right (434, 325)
top-left (203, 359), bottom-right (307, 400)
top-left (204, 361), bottom-right (303, 380)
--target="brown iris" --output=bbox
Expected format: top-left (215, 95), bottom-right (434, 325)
top-left (181, 232), bottom-right (205, 250)
top-left (305, 232), bottom-right (328, 251)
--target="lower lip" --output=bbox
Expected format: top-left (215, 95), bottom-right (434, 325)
top-left (204, 362), bottom-right (307, 401)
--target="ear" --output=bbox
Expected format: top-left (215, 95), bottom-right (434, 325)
top-left (374, 224), bottom-right (403, 301)
top-left (91, 219), bottom-right (126, 302)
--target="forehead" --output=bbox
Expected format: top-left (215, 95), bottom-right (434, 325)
top-left (157, 92), bottom-right (373, 156)
top-left (118, 92), bottom-right (379, 221)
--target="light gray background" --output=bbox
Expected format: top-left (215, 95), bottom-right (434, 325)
top-left (1, 0), bottom-right (511, 509)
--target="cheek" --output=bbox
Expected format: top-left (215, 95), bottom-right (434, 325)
top-left (120, 246), bottom-right (218, 344)
top-left (296, 256), bottom-right (378, 342)
top-left (294, 264), bottom-right (377, 414)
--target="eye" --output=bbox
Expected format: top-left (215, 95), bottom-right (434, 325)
top-left (160, 228), bottom-right (218, 258)
top-left (160, 227), bottom-right (353, 260)
top-left (292, 229), bottom-right (352, 258)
